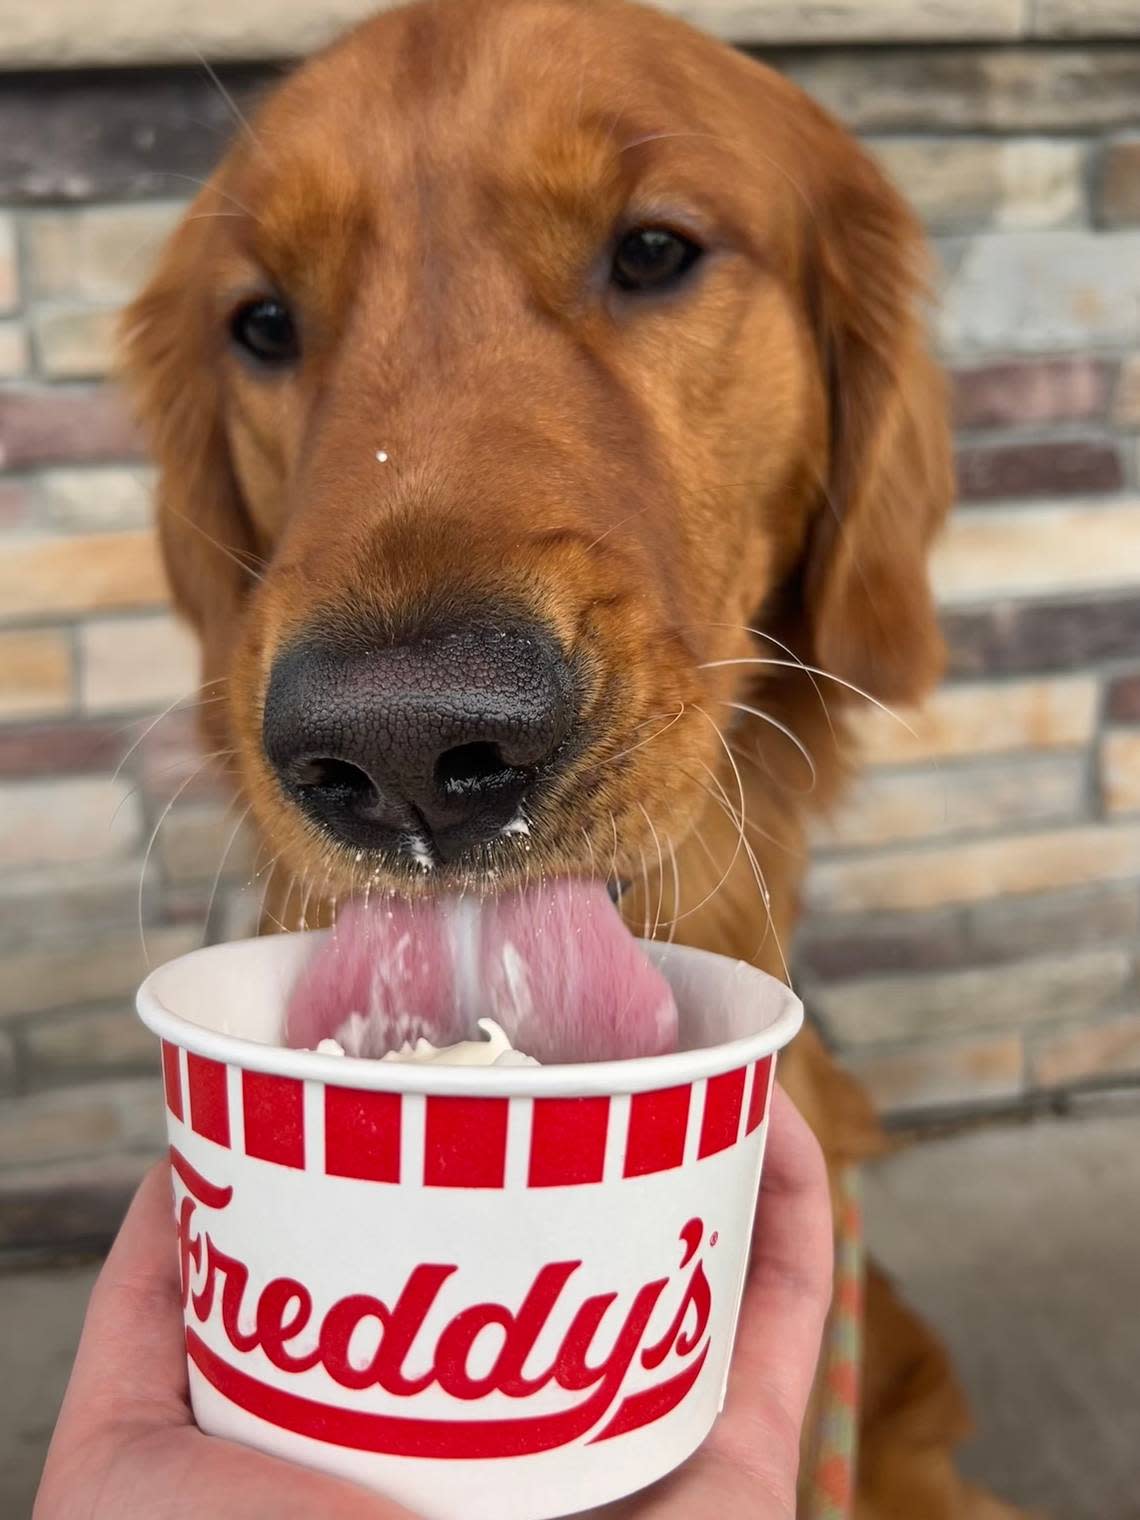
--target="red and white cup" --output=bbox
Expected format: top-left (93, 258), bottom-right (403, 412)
top-left (137, 933), bottom-right (803, 1520)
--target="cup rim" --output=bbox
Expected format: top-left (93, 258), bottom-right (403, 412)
top-left (137, 932), bottom-right (803, 1098)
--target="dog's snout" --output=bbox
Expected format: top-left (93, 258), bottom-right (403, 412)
top-left (262, 621), bottom-right (576, 866)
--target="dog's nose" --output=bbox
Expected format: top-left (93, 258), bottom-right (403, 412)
top-left (262, 622), bottom-right (576, 866)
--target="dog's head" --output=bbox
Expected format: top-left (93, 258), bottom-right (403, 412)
top-left (122, 0), bottom-right (950, 901)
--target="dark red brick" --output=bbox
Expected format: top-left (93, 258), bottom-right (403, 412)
top-left (0, 720), bottom-right (129, 778)
top-left (951, 358), bottom-right (1116, 430)
top-left (944, 595), bottom-right (1140, 678)
top-left (0, 386), bottom-right (145, 469)
top-left (955, 439), bottom-right (1123, 502)
top-left (1108, 672), bottom-right (1140, 724)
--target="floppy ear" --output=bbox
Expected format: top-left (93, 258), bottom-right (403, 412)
top-left (119, 191), bottom-right (259, 720)
top-left (803, 128), bottom-right (953, 705)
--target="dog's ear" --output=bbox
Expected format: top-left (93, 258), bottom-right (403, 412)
top-left (119, 187), bottom-right (259, 715)
top-left (802, 124), bottom-right (953, 705)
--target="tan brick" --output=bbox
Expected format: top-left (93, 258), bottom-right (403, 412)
top-left (38, 466), bottom-right (154, 531)
top-left (0, 318), bottom-right (28, 378)
top-left (856, 676), bottom-right (1097, 765)
top-left (0, 531), bottom-right (165, 620)
top-left (158, 801), bottom-right (256, 884)
top-left (0, 924), bottom-right (199, 1020)
top-left (24, 1004), bottom-right (158, 1074)
top-left (80, 613), bottom-right (198, 714)
top-left (807, 823), bottom-right (1140, 914)
top-left (1097, 137), bottom-right (1140, 229)
top-left (873, 138), bottom-right (1084, 234)
top-left (933, 502), bottom-right (1140, 605)
top-left (820, 752), bottom-right (1086, 850)
top-left (1114, 355), bottom-right (1140, 428)
top-left (32, 305), bottom-right (117, 379)
top-left (0, 213), bottom-right (16, 313)
top-left (813, 949), bottom-right (1133, 1045)
top-left (1031, 1014), bottom-right (1140, 1087)
top-left (24, 203), bottom-right (181, 303)
top-left (0, 1078), bottom-right (165, 1167)
top-left (0, 776), bottom-right (141, 871)
top-left (1102, 730), bottom-right (1140, 815)
top-left (0, 629), bottom-right (73, 721)
top-left (845, 1035), bottom-right (1024, 1115)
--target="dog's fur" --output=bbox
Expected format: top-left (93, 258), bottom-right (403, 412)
top-left (122, 1), bottom-right (1025, 1513)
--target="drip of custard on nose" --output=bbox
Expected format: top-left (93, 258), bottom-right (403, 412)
top-left (283, 878), bottom-right (679, 1063)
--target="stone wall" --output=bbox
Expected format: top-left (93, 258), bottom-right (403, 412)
top-left (1, 22), bottom-right (1139, 1256)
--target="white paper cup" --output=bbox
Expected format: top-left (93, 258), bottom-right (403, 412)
top-left (136, 932), bottom-right (803, 1520)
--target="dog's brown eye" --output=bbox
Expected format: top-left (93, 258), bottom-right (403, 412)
top-left (230, 298), bottom-right (299, 365)
top-left (611, 227), bottom-right (702, 293)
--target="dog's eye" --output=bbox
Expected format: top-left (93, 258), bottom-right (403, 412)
top-left (229, 298), bottom-right (299, 365)
top-left (611, 227), bottom-right (702, 293)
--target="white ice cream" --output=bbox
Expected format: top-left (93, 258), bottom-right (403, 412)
top-left (313, 1017), bottom-right (538, 1067)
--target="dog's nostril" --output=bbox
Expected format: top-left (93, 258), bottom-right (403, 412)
top-left (290, 755), bottom-right (377, 804)
top-left (434, 740), bottom-right (518, 795)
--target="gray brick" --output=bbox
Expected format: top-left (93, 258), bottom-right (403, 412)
top-left (1034, 0), bottom-right (1140, 38)
top-left (0, 1153), bottom-right (149, 1255)
top-left (778, 46), bottom-right (1140, 133)
top-left (811, 949), bottom-right (1134, 1046)
top-left (968, 882), bottom-right (1140, 963)
top-left (0, 861), bottom-right (154, 948)
top-left (0, 68), bottom-right (263, 202)
top-left (795, 906), bottom-right (969, 982)
top-left (939, 231), bottom-right (1140, 352)
top-left (37, 466), bottom-right (155, 532)
top-left (23, 1003), bottom-right (159, 1080)
top-left (0, 1078), bottom-right (165, 1167)
top-left (1031, 1014), bottom-right (1140, 1087)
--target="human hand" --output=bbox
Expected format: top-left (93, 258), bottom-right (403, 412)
top-left (35, 1085), bottom-right (831, 1520)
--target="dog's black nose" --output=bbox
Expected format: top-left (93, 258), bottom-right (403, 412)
top-left (262, 621), bottom-right (576, 866)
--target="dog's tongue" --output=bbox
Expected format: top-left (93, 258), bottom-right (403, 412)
top-left (284, 878), bottom-right (678, 1063)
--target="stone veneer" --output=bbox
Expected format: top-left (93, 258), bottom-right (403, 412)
top-left (1, 5), bottom-right (1140, 1257)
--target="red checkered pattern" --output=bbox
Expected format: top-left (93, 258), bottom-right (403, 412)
top-left (161, 1042), bottom-right (774, 1188)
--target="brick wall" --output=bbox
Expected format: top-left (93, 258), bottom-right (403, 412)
top-left (2, 37), bottom-right (1139, 1255)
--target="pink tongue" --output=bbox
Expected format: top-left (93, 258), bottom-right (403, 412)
top-left (283, 879), bottom-right (678, 1062)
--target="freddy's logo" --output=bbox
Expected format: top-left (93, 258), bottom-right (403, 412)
top-left (171, 1149), bottom-right (713, 1458)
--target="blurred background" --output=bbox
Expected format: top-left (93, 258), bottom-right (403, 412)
top-left (1, 1), bottom-right (1138, 1516)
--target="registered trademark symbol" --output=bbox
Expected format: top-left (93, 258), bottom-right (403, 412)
top-left (710, 1231), bottom-right (719, 1247)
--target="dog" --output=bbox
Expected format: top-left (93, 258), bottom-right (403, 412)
top-left (121, 1), bottom-right (1027, 1514)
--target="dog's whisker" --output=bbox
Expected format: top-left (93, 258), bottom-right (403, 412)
top-left (716, 698), bottom-right (817, 791)
top-left (637, 802), bottom-right (666, 941)
top-left (700, 652), bottom-right (922, 744)
top-left (202, 800), bottom-right (254, 946)
top-left (136, 753), bottom-right (228, 966)
top-left (691, 621), bottom-right (838, 742)
top-left (167, 504), bottom-right (267, 583)
top-left (110, 684), bottom-right (230, 780)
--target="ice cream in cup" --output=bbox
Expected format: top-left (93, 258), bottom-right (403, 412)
top-left (136, 883), bottom-right (803, 1520)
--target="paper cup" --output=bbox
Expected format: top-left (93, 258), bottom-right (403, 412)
top-left (136, 932), bottom-right (803, 1520)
